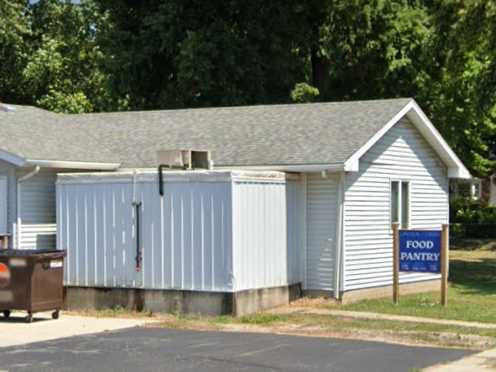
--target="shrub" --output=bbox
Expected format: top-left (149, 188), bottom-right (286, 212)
top-left (450, 196), bottom-right (496, 240)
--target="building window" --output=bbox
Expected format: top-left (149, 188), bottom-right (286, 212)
top-left (391, 180), bottom-right (410, 229)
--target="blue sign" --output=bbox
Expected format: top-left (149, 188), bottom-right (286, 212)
top-left (399, 230), bottom-right (441, 273)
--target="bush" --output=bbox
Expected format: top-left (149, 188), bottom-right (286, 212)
top-left (450, 196), bottom-right (496, 224)
top-left (450, 196), bottom-right (496, 240)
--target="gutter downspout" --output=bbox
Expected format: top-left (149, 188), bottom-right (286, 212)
top-left (131, 170), bottom-right (142, 273)
top-left (16, 166), bottom-right (41, 249)
top-left (333, 171), bottom-right (345, 300)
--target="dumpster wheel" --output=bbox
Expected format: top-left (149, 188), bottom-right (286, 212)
top-left (52, 310), bottom-right (60, 320)
top-left (2, 310), bottom-right (10, 318)
top-left (26, 312), bottom-right (33, 323)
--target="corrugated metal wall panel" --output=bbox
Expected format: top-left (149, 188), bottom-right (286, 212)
top-left (57, 174), bottom-right (234, 292)
top-left (18, 171), bottom-right (57, 249)
top-left (305, 173), bottom-right (339, 291)
top-left (343, 117), bottom-right (448, 291)
top-left (232, 178), bottom-right (303, 291)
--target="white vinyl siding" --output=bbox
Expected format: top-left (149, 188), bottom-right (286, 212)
top-left (18, 171), bottom-right (57, 249)
top-left (305, 173), bottom-right (339, 291)
top-left (343, 117), bottom-right (448, 291)
top-left (0, 161), bottom-right (17, 246)
top-left (0, 175), bottom-right (7, 234)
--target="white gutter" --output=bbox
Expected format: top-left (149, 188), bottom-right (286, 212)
top-left (26, 159), bottom-right (120, 170)
top-left (16, 165), bottom-right (41, 249)
top-left (217, 163), bottom-right (345, 173)
top-left (0, 149), bottom-right (26, 167)
top-left (333, 171), bottom-right (345, 299)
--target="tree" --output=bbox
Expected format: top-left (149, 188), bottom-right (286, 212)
top-left (95, 0), bottom-right (307, 109)
top-left (294, 0), bottom-right (495, 175)
top-left (0, 0), bottom-right (31, 103)
top-left (291, 83), bottom-right (319, 103)
top-left (1, 0), bottom-right (494, 175)
top-left (23, 0), bottom-right (125, 113)
top-left (417, 0), bottom-right (496, 176)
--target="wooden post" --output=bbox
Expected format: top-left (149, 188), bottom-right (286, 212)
top-left (441, 224), bottom-right (449, 306)
top-left (392, 223), bottom-right (400, 304)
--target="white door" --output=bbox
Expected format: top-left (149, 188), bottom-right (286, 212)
top-left (0, 175), bottom-right (8, 234)
top-left (306, 173), bottom-right (339, 291)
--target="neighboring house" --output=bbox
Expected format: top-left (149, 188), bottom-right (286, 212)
top-left (490, 174), bottom-right (496, 205)
top-left (451, 175), bottom-right (496, 205)
top-left (0, 98), bottom-right (470, 312)
top-left (478, 174), bottom-right (496, 205)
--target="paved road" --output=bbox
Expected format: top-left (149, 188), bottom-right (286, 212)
top-left (0, 327), bottom-right (472, 372)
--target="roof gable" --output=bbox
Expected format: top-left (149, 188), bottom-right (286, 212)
top-left (344, 100), bottom-right (470, 179)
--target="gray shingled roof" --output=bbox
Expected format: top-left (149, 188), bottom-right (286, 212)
top-left (0, 98), bottom-right (413, 168)
top-left (0, 105), bottom-right (119, 164)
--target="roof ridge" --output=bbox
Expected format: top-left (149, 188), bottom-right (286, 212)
top-left (68, 97), bottom-right (414, 117)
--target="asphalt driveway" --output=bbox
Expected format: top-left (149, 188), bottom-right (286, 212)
top-left (0, 327), bottom-right (473, 372)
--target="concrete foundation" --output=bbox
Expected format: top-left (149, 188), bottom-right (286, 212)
top-left (65, 280), bottom-right (438, 314)
top-left (234, 283), bottom-right (302, 317)
top-left (340, 279), bottom-right (442, 304)
top-left (302, 279), bottom-right (442, 304)
top-left (64, 283), bottom-right (302, 316)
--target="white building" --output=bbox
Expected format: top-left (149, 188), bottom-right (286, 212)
top-left (0, 99), bottom-right (470, 314)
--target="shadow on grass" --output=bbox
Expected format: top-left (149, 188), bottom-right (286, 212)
top-left (450, 255), bottom-right (496, 296)
top-left (450, 239), bottom-right (496, 251)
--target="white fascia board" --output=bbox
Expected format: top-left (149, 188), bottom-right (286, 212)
top-left (0, 149), bottom-right (27, 167)
top-left (25, 159), bottom-right (121, 170)
top-left (407, 101), bottom-right (471, 179)
top-left (217, 163), bottom-right (345, 173)
top-left (343, 101), bottom-right (415, 172)
top-left (344, 99), bottom-right (472, 179)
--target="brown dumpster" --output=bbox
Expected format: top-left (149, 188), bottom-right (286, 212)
top-left (0, 249), bottom-right (66, 323)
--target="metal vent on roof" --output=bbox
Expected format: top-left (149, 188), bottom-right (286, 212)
top-left (157, 150), bottom-right (213, 196)
top-left (157, 150), bottom-right (212, 170)
top-left (0, 104), bottom-right (16, 112)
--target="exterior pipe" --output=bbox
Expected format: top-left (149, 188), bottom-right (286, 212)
top-left (18, 165), bottom-right (41, 183)
top-left (333, 171), bottom-right (345, 300)
top-left (131, 170), bottom-right (142, 271)
top-left (16, 165), bottom-right (41, 249)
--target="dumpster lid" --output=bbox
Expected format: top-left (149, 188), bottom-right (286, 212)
top-left (0, 249), bottom-right (65, 257)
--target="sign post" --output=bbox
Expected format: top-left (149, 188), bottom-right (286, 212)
top-left (394, 225), bottom-right (448, 306)
top-left (441, 224), bottom-right (449, 306)
top-left (392, 223), bottom-right (400, 304)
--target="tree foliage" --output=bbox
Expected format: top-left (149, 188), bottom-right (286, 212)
top-left (0, 0), bottom-right (494, 175)
top-left (23, 0), bottom-right (127, 112)
top-left (0, 0), bottom-right (31, 103)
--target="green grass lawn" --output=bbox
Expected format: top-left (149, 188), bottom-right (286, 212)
top-left (158, 309), bottom-right (496, 349)
top-left (337, 241), bottom-right (496, 323)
